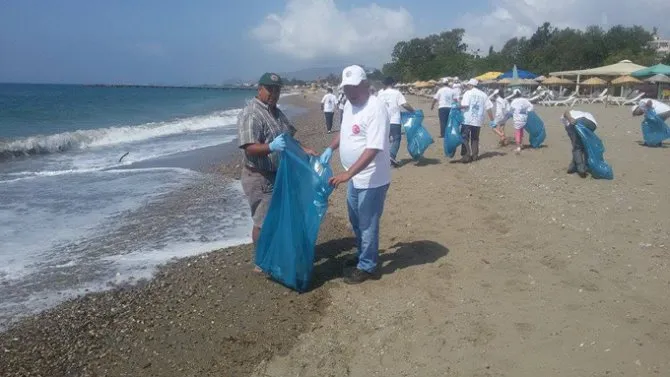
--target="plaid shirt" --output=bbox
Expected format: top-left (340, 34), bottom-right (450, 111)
top-left (237, 97), bottom-right (296, 172)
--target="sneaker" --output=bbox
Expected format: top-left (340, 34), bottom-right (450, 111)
top-left (515, 147), bottom-right (522, 154)
top-left (344, 268), bottom-right (375, 285)
top-left (327, 130), bottom-right (332, 134)
top-left (343, 255), bottom-right (358, 267)
top-left (460, 156), bottom-right (472, 164)
top-left (390, 157), bottom-right (400, 167)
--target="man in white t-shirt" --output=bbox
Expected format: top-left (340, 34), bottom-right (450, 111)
top-left (377, 76), bottom-right (415, 166)
top-left (320, 88), bottom-right (338, 133)
top-left (319, 65), bottom-right (391, 284)
top-left (632, 99), bottom-right (670, 121)
top-left (561, 109), bottom-right (599, 177)
top-left (459, 79), bottom-right (495, 162)
top-left (431, 82), bottom-right (459, 138)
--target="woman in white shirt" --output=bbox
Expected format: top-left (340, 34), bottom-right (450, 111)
top-left (507, 90), bottom-right (534, 154)
top-left (489, 89), bottom-right (510, 146)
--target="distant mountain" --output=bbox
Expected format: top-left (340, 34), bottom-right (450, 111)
top-left (280, 65), bottom-right (380, 81)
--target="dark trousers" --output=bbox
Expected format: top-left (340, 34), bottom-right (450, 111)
top-left (324, 112), bottom-right (334, 132)
top-left (460, 124), bottom-right (481, 159)
top-left (438, 107), bottom-right (451, 137)
top-left (565, 118), bottom-right (597, 173)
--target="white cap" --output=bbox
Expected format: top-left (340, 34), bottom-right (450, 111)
top-left (339, 65), bottom-right (367, 88)
top-left (467, 78), bottom-right (478, 86)
top-left (453, 77), bottom-right (460, 82)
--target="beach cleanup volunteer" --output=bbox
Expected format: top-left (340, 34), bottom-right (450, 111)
top-left (321, 87), bottom-right (337, 133)
top-left (319, 65), bottom-right (391, 285)
top-left (632, 99), bottom-right (670, 121)
top-left (561, 109), bottom-right (598, 177)
top-left (489, 89), bottom-right (510, 145)
top-left (237, 72), bottom-right (318, 249)
top-left (459, 79), bottom-right (495, 162)
top-left (507, 89), bottom-right (534, 154)
top-left (431, 80), bottom-right (459, 138)
top-left (377, 76), bottom-right (415, 167)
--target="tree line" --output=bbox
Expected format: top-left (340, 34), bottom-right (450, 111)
top-left (382, 23), bottom-right (670, 82)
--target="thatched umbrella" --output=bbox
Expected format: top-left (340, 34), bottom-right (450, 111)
top-left (580, 77), bottom-right (608, 86)
top-left (497, 78), bottom-right (512, 85)
top-left (611, 75), bottom-right (642, 85)
top-left (542, 76), bottom-right (574, 85)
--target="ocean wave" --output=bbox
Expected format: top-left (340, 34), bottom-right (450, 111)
top-left (0, 109), bottom-right (241, 161)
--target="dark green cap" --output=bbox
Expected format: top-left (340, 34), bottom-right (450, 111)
top-left (258, 72), bottom-right (283, 87)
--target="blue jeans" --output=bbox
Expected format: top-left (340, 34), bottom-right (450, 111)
top-left (438, 107), bottom-right (451, 137)
top-left (389, 123), bottom-right (401, 160)
top-left (346, 182), bottom-right (389, 273)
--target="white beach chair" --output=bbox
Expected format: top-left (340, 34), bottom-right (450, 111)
top-left (589, 89), bottom-right (608, 104)
top-left (620, 93), bottom-right (645, 106)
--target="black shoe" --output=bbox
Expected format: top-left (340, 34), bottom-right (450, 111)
top-left (567, 166), bottom-right (577, 174)
top-left (460, 156), bottom-right (472, 164)
top-left (344, 268), bottom-right (375, 285)
top-left (578, 172), bottom-right (588, 178)
top-left (343, 255), bottom-right (358, 267)
top-left (390, 157), bottom-right (400, 168)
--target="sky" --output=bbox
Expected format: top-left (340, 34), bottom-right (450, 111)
top-left (1, 0), bottom-right (669, 85)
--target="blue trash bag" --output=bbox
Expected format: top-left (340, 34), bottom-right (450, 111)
top-left (444, 106), bottom-right (464, 157)
top-left (574, 122), bottom-right (614, 180)
top-left (403, 110), bottom-right (434, 160)
top-left (255, 133), bottom-right (334, 292)
top-left (525, 111), bottom-right (546, 148)
top-left (641, 110), bottom-right (670, 146)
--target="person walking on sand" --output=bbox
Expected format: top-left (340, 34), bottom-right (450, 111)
top-left (319, 65), bottom-right (390, 285)
top-left (237, 72), bottom-right (318, 260)
top-left (489, 89), bottom-right (510, 146)
top-left (561, 109), bottom-right (598, 178)
top-left (321, 88), bottom-right (337, 134)
top-left (507, 89), bottom-right (534, 154)
top-left (458, 79), bottom-right (495, 163)
top-left (377, 76), bottom-right (415, 167)
top-left (431, 81), bottom-right (458, 138)
top-left (632, 99), bottom-right (670, 121)
top-left (337, 90), bottom-right (347, 127)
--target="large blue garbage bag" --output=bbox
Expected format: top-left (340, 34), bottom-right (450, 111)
top-left (444, 106), bottom-right (464, 157)
top-left (641, 110), bottom-right (670, 146)
top-left (525, 111), bottom-right (546, 148)
top-left (575, 122), bottom-right (613, 180)
top-left (403, 110), bottom-right (434, 160)
top-left (255, 133), bottom-right (334, 292)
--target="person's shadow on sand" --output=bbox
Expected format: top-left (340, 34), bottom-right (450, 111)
top-left (310, 239), bottom-right (449, 290)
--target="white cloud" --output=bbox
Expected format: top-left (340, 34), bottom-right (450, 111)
top-left (251, 0), bottom-right (414, 63)
top-left (458, 0), bottom-right (670, 53)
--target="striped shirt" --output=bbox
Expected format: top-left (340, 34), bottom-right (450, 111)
top-left (237, 97), bottom-right (296, 172)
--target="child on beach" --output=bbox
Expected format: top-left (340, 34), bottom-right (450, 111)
top-left (489, 89), bottom-right (509, 145)
top-left (561, 109), bottom-right (598, 177)
top-left (507, 90), bottom-right (534, 154)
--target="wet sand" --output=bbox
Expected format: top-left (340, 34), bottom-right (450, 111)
top-left (2, 92), bottom-right (669, 377)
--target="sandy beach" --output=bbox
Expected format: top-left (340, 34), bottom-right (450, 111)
top-left (2, 92), bottom-right (669, 376)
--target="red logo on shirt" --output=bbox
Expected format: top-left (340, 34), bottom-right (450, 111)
top-left (352, 124), bottom-right (360, 134)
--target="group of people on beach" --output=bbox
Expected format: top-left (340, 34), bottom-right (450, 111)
top-left (236, 66), bottom-right (668, 287)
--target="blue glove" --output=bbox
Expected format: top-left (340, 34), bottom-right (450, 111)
top-left (320, 147), bottom-right (333, 164)
top-left (489, 120), bottom-right (497, 128)
top-left (268, 134), bottom-right (286, 152)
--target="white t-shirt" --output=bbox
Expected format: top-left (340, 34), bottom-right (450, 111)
top-left (321, 93), bottom-right (337, 113)
top-left (494, 97), bottom-right (510, 123)
top-left (461, 88), bottom-right (493, 127)
top-left (433, 87), bottom-right (459, 108)
top-left (377, 88), bottom-right (408, 124)
top-left (509, 98), bottom-right (534, 129)
top-left (641, 99), bottom-right (670, 114)
top-left (561, 110), bottom-right (598, 127)
top-left (339, 96), bottom-right (391, 189)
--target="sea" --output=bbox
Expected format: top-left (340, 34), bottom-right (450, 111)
top-left (0, 83), bottom-right (299, 329)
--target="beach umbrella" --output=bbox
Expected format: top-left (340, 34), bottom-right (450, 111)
top-left (497, 78), bottom-right (512, 85)
top-left (631, 64), bottom-right (670, 78)
top-left (644, 74), bottom-right (670, 99)
top-left (580, 77), bottom-right (608, 86)
top-left (542, 77), bottom-right (574, 85)
top-left (474, 71), bottom-right (503, 81)
top-left (611, 75), bottom-right (642, 85)
top-left (498, 67), bottom-right (538, 79)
